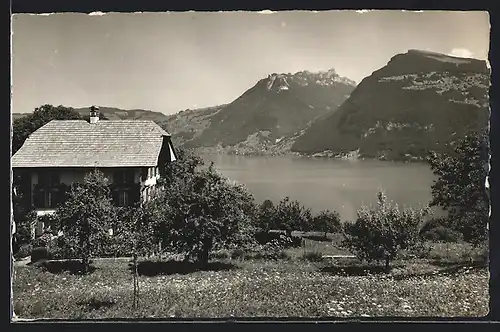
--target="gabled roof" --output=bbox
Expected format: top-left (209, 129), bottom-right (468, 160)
top-left (12, 120), bottom-right (172, 168)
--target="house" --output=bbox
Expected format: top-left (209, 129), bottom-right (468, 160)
top-left (12, 106), bottom-right (177, 235)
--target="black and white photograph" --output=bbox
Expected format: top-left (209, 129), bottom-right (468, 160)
top-left (10, 10), bottom-right (490, 319)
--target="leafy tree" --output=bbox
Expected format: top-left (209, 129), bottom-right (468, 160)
top-left (342, 190), bottom-right (429, 271)
top-left (274, 197), bottom-right (313, 237)
top-left (312, 210), bottom-right (341, 239)
top-left (427, 131), bottom-right (489, 244)
top-left (158, 164), bottom-right (257, 265)
top-left (12, 104), bottom-right (82, 155)
top-left (160, 147), bottom-right (204, 187)
top-left (55, 170), bottom-right (116, 273)
top-left (256, 199), bottom-right (276, 234)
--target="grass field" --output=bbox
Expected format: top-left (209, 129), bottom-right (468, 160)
top-left (12, 239), bottom-right (489, 320)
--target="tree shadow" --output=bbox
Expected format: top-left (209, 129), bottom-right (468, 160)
top-left (131, 260), bottom-right (238, 277)
top-left (429, 259), bottom-right (488, 268)
top-left (392, 261), bottom-right (487, 281)
top-left (319, 264), bottom-right (389, 276)
top-left (32, 259), bottom-right (97, 275)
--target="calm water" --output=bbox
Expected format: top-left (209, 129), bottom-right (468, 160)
top-left (202, 154), bottom-right (440, 222)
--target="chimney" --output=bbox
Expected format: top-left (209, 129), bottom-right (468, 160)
top-left (89, 105), bottom-right (100, 124)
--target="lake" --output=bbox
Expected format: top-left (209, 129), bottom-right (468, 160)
top-left (202, 154), bottom-right (440, 222)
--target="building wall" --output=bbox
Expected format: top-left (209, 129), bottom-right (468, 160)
top-left (31, 167), bottom-right (145, 186)
top-left (29, 166), bottom-right (160, 208)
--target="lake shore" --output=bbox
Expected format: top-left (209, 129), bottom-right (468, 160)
top-left (193, 148), bottom-right (428, 163)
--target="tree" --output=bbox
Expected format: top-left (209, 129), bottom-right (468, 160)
top-left (256, 199), bottom-right (276, 234)
top-left (274, 197), bottom-right (313, 237)
top-left (160, 147), bottom-right (204, 187)
top-left (312, 210), bottom-right (341, 239)
top-left (158, 164), bottom-right (257, 265)
top-left (12, 104), bottom-right (82, 155)
top-left (55, 170), bottom-right (116, 273)
top-left (427, 131), bottom-right (489, 244)
top-left (342, 190), bottom-right (429, 271)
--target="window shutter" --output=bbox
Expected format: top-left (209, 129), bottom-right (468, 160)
top-left (33, 189), bottom-right (43, 208)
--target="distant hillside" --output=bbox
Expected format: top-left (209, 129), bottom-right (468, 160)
top-left (158, 105), bottom-right (227, 147)
top-left (13, 106), bottom-right (170, 124)
top-left (162, 69), bottom-right (356, 155)
top-left (73, 106), bottom-right (170, 123)
top-left (291, 50), bottom-right (490, 161)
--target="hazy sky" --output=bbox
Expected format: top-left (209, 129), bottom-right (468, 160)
top-left (11, 10), bottom-right (490, 115)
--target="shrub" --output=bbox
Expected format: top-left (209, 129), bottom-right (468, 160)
top-left (422, 226), bottom-right (463, 243)
top-left (274, 197), bottom-right (313, 236)
top-left (14, 244), bottom-right (32, 260)
top-left (31, 233), bottom-right (53, 248)
top-left (256, 199), bottom-right (276, 233)
top-left (342, 190), bottom-right (429, 271)
top-left (49, 235), bottom-right (79, 260)
top-left (419, 217), bottom-right (452, 234)
top-left (311, 210), bottom-right (341, 238)
top-left (254, 231), bottom-right (302, 248)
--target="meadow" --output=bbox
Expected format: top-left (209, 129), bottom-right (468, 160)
top-left (12, 234), bottom-right (489, 320)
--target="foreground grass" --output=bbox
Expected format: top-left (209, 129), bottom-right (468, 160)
top-left (13, 254), bottom-right (489, 319)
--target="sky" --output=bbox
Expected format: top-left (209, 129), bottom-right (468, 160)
top-left (11, 10), bottom-right (490, 115)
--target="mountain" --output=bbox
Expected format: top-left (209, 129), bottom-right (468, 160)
top-left (162, 69), bottom-right (356, 155)
top-left (157, 105), bottom-right (227, 147)
top-left (13, 106), bottom-right (170, 124)
top-left (291, 50), bottom-right (490, 161)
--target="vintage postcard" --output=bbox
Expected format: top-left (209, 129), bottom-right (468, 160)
top-left (11, 10), bottom-right (490, 320)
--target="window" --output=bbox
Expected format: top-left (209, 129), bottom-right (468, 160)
top-left (38, 170), bottom-right (60, 187)
top-left (113, 171), bottom-right (124, 184)
top-left (113, 169), bottom-right (136, 184)
top-left (119, 191), bottom-right (129, 207)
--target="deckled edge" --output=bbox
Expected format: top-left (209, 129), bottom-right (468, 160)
top-left (486, 12), bottom-right (492, 254)
top-left (10, 12), bottom-right (14, 322)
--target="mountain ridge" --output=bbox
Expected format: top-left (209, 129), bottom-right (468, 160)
top-left (291, 49), bottom-right (490, 161)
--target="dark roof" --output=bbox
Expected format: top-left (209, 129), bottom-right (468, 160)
top-left (12, 120), bottom-right (172, 168)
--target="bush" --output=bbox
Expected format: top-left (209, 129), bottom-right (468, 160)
top-left (422, 226), bottom-right (463, 243)
top-left (14, 244), bottom-right (32, 260)
top-left (274, 197), bottom-right (313, 236)
top-left (49, 235), bottom-right (79, 260)
top-left (311, 210), bottom-right (341, 238)
top-left (254, 231), bottom-right (302, 248)
top-left (256, 199), bottom-right (276, 233)
top-left (342, 190), bottom-right (429, 271)
top-left (31, 233), bottom-right (53, 248)
top-left (31, 247), bottom-right (51, 263)
top-left (419, 217), bottom-right (451, 234)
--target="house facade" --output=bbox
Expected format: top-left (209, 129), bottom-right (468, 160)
top-left (12, 108), bottom-right (177, 235)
